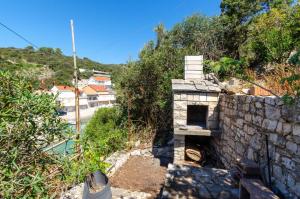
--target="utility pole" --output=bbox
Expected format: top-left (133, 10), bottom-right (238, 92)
top-left (70, 19), bottom-right (80, 140)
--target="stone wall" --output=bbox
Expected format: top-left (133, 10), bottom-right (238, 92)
top-left (212, 94), bottom-right (300, 198)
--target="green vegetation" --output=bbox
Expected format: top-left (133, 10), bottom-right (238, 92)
top-left (62, 107), bottom-right (127, 185)
top-left (0, 47), bottom-right (121, 88)
top-left (0, 71), bottom-right (67, 198)
top-left (0, 72), bottom-right (127, 197)
top-left (1, 1), bottom-right (300, 197)
top-left (115, 0), bottom-right (300, 136)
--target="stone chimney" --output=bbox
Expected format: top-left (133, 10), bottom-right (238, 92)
top-left (184, 55), bottom-right (204, 80)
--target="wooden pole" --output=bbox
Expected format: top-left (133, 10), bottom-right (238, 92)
top-left (70, 20), bottom-right (80, 139)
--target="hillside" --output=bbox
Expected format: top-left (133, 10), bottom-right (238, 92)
top-left (0, 47), bottom-right (121, 88)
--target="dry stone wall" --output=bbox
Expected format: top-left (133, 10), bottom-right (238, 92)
top-left (212, 94), bottom-right (300, 198)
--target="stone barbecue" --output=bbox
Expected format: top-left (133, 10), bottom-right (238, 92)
top-left (172, 55), bottom-right (221, 163)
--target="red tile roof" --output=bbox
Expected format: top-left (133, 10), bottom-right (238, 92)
top-left (89, 85), bottom-right (107, 92)
top-left (93, 76), bottom-right (110, 81)
top-left (55, 85), bottom-right (75, 91)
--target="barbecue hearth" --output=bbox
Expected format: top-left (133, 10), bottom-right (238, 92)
top-left (172, 56), bottom-right (221, 164)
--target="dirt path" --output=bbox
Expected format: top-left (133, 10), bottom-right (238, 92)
top-left (110, 156), bottom-right (167, 198)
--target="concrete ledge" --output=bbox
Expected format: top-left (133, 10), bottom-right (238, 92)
top-left (174, 127), bottom-right (221, 136)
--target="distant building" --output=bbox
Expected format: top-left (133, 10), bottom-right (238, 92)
top-left (81, 85), bottom-right (99, 107)
top-left (88, 76), bottom-right (112, 89)
top-left (84, 85), bottom-right (116, 106)
top-left (50, 85), bottom-right (88, 112)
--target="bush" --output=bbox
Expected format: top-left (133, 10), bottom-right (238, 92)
top-left (240, 8), bottom-right (295, 65)
top-left (204, 57), bottom-right (245, 80)
top-left (62, 107), bottom-right (127, 185)
top-left (0, 71), bottom-right (67, 198)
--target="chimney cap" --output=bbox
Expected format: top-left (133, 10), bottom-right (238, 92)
top-left (185, 55), bottom-right (203, 61)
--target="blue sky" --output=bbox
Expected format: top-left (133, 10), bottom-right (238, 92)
top-left (0, 0), bottom-right (221, 64)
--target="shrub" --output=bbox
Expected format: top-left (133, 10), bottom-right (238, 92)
top-left (62, 107), bottom-right (127, 185)
top-left (240, 8), bottom-right (295, 65)
top-left (204, 57), bottom-right (245, 80)
top-left (0, 71), bottom-right (67, 198)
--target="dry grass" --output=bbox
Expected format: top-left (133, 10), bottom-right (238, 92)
top-left (245, 64), bottom-right (299, 96)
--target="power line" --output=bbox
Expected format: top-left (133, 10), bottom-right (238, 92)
top-left (0, 21), bottom-right (39, 49)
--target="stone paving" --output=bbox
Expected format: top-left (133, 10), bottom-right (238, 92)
top-left (162, 164), bottom-right (239, 199)
top-left (61, 183), bottom-right (151, 199)
top-left (61, 146), bottom-right (172, 199)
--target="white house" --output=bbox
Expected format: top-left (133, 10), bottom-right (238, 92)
top-left (88, 76), bottom-right (112, 89)
top-left (51, 85), bottom-right (88, 112)
top-left (83, 85), bottom-right (116, 107)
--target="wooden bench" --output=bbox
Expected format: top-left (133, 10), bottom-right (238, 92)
top-left (239, 178), bottom-right (280, 199)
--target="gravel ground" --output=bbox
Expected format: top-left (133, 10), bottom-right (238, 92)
top-left (110, 156), bottom-right (168, 198)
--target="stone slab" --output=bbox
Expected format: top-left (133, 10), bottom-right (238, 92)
top-left (174, 127), bottom-right (221, 136)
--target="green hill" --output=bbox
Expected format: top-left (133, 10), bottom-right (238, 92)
top-left (0, 46), bottom-right (121, 88)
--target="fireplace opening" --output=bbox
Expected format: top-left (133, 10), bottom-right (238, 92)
top-left (187, 105), bottom-right (208, 128)
top-left (184, 135), bottom-right (223, 168)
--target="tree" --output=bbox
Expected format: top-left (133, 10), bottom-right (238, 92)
top-left (240, 8), bottom-right (295, 65)
top-left (220, 0), bottom-right (265, 58)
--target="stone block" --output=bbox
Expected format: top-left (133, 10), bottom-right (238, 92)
top-left (265, 104), bottom-right (281, 120)
top-left (282, 157), bottom-right (295, 170)
top-left (287, 174), bottom-right (296, 187)
top-left (174, 101), bottom-right (187, 110)
top-left (193, 94), bottom-right (200, 101)
top-left (255, 101), bottom-right (263, 109)
top-left (181, 93), bottom-right (187, 100)
top-left (243, 104), bottom-right (250, 111)
top-left (174, 94), bottom-right (181, 100)
top-left (252, 115), bottom-right (263, 126)
top-left (248, 126), bottom-right (256, 135)
top-left (269, 133), bottom-right (278, 143)
top-left (276, 121), bottom-right (282, 133)
top-left (247, 148), bottom-right (254, 160)
top-left (265, 96), bottom-right (276, 106)
top-left (174, 119), bottom-right (186, 127)
top-left (292, 183), bottom-right (300, 197)
top-left (236, 119), bottom-right (244, 128)
top-left (286, 141), bottom-right (298, 154)
top-left (187, 94), bottom-right (194, 101)
top-left (283, 122), bottom-right (292, 135)
top-left (245, 114), bottom-right (252, 122)
top-left (262, 119), bottom-right (278, 131)
top-left (199, 93), bottom-right (207, 101)
top-left (293, 124), bottom-right (300, 136)
top-left (207, 93), bottom-right (218, 102)
top-left (273, 165), bottom-right (283, 179)
top-left (173, 110), bottom-right (187, 120)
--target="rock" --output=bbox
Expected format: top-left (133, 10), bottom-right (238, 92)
top-left (262, 119), bottom-right (278, 131)
top-left (60, 183), bottom-right (84, 199)
top-left (218, 190), bottom-right (232, 199)
top-left (252, 115), bottom-right (263, 126)
top-left (292, 183), bottom-right (300, 197)
top-left (198, 184), bottom-right (212, 199)
top-left (130, 150), bottom-right (141, 156)
top-left (293, 124), bottom-right (300, 136)
top-left (286, 141), bottom-right (298, 154)
top-left (255, 102), bottom-right (263, 109)
top-left (265, 105), bottom-right (281, 120)
top-left (287, 174), bottom-right (296, 187)
top-left (134, 140), bottom-right (141, 147)
top-left (282, 123), bottom-right (292, 135)
top-left (111, 187), bottom-right (152, 199)
top-left (282, 157), bottom-right (295, 170)
top-left (269, 133), bottom-right (278, 143)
